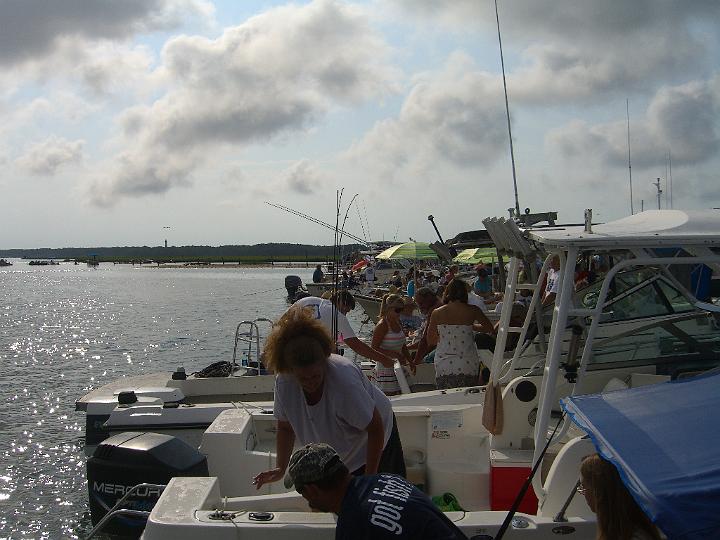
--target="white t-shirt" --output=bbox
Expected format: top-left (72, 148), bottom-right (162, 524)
top-left (545, 268), bottom-right (560, 295)
top-left (364, 266), bottom-right (375, 282)
top-left (467, 291), bottom-right (488, 311)
top-left (273, 354), bottom-right (394, 472)
top-left (293, 296), bottom-right (356, 340)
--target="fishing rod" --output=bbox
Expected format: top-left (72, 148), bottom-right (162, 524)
top-left (265, 201), bottom-right (369, 246)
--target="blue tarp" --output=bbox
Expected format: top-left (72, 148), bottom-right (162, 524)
top-left (561, 371), bottom-right (720, 540)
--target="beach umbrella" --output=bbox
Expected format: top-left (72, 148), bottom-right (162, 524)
top-left (375, 242), bottom-right (438, 261)
top-left (376, 242), bottom-right (438, 294)
top-left (453, 247), bottom-right (496, 265)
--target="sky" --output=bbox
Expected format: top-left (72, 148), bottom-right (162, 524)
top-left (1, 0), bottom-right (719, 249)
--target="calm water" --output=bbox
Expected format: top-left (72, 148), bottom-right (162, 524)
top-left (0, 260), bottom-right (372, 539)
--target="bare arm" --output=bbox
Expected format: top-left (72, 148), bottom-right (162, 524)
top-left (364, 408), bottom-right (385, 475)
top-left (426, 310), bottom-right (439, 347)
top-left (413, 313), bottom-right (434, 363)
top-left (345, 336), bottom-right (395, 368)
top-left (253, 420), bottom-right (295, 489)
top-left (472, 306), bottom-right (495, 334)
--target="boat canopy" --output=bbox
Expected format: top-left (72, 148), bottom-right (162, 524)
top-left (562, 370), bottom-right (720, 540)
top-left (526, 209), bottom-right (720, 248)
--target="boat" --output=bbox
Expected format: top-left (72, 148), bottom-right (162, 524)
top-left (88, 210), bottom-right (720, 538)
top-left (284, 275), bottom-right (308, 302)
top-left (28, 260), bottom-right (59, 266)
top-left (0, 259), bottom-right (12, 267)
top-left (80, 209), bottom-right (718, 446)
top-left (76, 318), bottom-right (277, 448)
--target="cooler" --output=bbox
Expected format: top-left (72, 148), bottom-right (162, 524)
top-left (490, 448), bottom-right (538, 513)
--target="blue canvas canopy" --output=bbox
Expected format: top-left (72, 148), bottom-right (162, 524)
top-left (561, 371), bottom-right (720, 540)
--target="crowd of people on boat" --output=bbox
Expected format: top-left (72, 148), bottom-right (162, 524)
top-left (252, 254), bottom-right (664, 539)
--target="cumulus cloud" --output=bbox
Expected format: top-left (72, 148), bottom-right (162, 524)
top-left (15, 136), bottom-right (84, 176)
top-left (547, 78), bottom-right (720, 172)
top-left (284, 160), bottom-right (323, 195)
top-left (0, 0), bottom-right (213, 67)
top-left (346, 52), bottom-right (507, 180)
top-left (390, 0), bottom-right (720, 104)
top-left (89, 0), bottom-right (398, 205)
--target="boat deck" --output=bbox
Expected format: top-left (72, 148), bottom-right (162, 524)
top-left (75, 372), bottom-right (173, 410)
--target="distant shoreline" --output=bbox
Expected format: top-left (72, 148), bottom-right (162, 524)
top-left (146, 261), bottom-right (319, 269)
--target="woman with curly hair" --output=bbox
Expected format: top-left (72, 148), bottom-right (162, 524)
top-left (252, 310), bottom-right (405, 489)
top-left (370, 294), bottom-right (412, 396)
top-left (580, 454), bottom-right (662, 540)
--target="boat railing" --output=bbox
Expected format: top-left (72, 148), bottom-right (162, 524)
top-left (84, 483), bottom-right (165, 539)
top-left (232, 318), bottom-right (275, 372)
top-left (531, 250), bottom-right (720, 503)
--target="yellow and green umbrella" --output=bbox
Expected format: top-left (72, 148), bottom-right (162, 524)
top-left (375, 241), bottom-right (439, 260)
top-left (452, 247), bottom-right (496, 264)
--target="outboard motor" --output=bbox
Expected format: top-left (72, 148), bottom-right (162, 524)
top-left (284, 275), bottom-right (304, 301)
top-left (87, 432), bottom-right (208, 538)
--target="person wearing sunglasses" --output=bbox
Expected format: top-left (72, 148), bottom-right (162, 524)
top-left (579, 454), bottom-right (662, 540)
top-left (371, 294), bottom-right (412, 396)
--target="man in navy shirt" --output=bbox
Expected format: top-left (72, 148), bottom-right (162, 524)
top-left (285, 443), bottom-right (467, 539)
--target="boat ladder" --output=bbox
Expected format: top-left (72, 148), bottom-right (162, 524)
top-left (84, 483), bottom-right (165, 540)
top-left (232, 318), bottom-right (274, 372)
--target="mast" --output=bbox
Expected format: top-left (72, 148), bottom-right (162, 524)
top-left (626, 99), bottom-right (634, 215)
top-left (494, 0), bottom-right (521, 218)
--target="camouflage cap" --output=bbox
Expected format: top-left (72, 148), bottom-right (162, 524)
top-left (283, 443), bottom-right (343, 491)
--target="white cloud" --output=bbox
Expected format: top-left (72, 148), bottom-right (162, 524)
top-left (15, 136), bottom-right (84, 176)
top-left (284, 160), bottom-right (323, 195)
top-left (0, 0), bottom-right (213, 67)
top-left (89, 0), bottom-right (399, 205)
top-left (390, 0), bottom-right (720, 105)
top-left (548, 78), bottom-right (720, 171)
top-left (346, 52), bottom-right (507, 182)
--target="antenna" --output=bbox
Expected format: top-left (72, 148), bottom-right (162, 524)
top-left (626, 99), bottom-right (634, 215)
top-left (494, 0), bottom-right (521, 218)
top-left (652, 178), bottom-right (663, 210)
top-left (668, 150), bottom-right (673, 209)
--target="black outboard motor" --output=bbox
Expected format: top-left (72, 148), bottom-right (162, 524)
top-left (87, 432), bottom-right (208, 538)
top-left (285, 275), bottom-right (304, 301)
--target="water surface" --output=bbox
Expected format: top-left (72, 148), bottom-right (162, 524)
top-left (0, 261), bottom-right (371, 538)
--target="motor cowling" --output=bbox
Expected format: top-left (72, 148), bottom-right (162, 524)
top-left (87, 432), bottom-right (208, 538)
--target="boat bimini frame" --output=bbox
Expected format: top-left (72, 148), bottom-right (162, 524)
top-left (484, 209), bottom-right (720, 506)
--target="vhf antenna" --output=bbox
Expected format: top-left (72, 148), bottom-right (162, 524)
top-left (495, 0), bottom-right (521, 218)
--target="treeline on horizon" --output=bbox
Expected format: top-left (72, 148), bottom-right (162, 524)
top-left (0, 243), bottom-right (366, 263)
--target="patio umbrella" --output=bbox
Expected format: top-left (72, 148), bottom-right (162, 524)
top-left (375, 242), bottom-right (438, 261)
top-left (376, 242), bottom-right (438, 300)
top-left (453, 247), bottom-right (496, 264)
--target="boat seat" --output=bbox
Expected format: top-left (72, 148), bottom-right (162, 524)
top-left (537, 436), bottom-right (595, 519)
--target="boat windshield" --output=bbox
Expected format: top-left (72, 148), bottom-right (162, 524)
top-left (578, 269), bottom-right (695, 322)
top-left (589, 311), bottom-right (720, 377)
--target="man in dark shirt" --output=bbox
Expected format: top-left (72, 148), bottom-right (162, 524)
top-left (285, 443), bottom-right (466, 540)
top-left (313, 264), bottom-right (325, 283)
